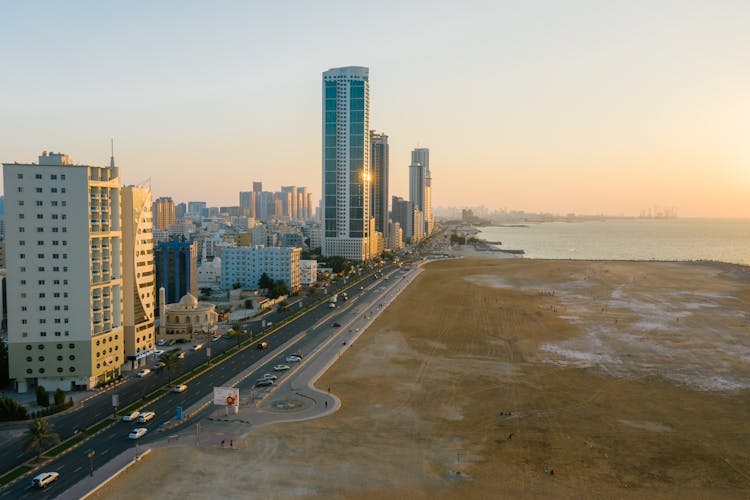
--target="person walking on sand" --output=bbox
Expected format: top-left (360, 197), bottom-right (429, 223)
top-left (325, 400), bottom-right (328, 408)
top-left (230, 439), bottom-right (233, 448)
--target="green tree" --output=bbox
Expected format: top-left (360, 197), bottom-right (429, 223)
top-left (258, 272), bottom-right (274, 291)
top-left (54, 388), bottom-right (66, 406)
top-left (35, 386), bottom-right (49, 407)
top-left (268, 280), bottom-right (290, 300)
top-left (22, 418), bottom-right (60, 462)
top-left (0, 397), bottom-right (30, 421)
top-left (0, 343), bottom-right (9, 387)
top-left (158, 350), bottom-right (181, 385)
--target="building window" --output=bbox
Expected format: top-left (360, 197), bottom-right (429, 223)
top-left (18, 214), bottom-right (24, 219)
top-left (39, 368), bottom-right (45, 374)
top-left (17, 173), bottom-right (23, 179)
top-left (57, 367), bottom-right (63, 373)
top-left (36, 187), bottom-right (42, 193)
top-left (69, 367), bottom-right (75, 372)
top-left (35, 174), bottom-right (42, 179)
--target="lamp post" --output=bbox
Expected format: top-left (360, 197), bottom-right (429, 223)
top-left (87, 449), bottom-right (95, 477)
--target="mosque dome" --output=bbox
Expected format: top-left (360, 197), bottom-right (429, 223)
top-left (178, 293), bottom-right (199, 308)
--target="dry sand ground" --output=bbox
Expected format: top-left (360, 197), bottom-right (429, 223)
top-left (95, 259), bottom-right (750, 499)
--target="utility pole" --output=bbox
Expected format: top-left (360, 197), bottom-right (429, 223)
top-left (87, 449), bottom-right (95, 477)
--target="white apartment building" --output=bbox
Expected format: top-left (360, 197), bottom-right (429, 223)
top-left (299, 259), bottom-right (318, 286)
top-left (3, 152), bottom-right (124, 392)
top-left (121, 186), bottom-right (155, 371)
top-left (221, 246), bottom-right (301, 292)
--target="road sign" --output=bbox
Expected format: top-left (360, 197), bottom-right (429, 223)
top-left (111, 394), bottom-right (119, 407)
top-left (176, 407), bottom-right (183, 420)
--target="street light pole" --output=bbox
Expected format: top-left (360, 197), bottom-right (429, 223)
top-left (87, 449), bottom-right (95, 477)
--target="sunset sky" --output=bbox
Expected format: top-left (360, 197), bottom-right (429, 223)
top-left (2, 1), bottom-right (748, 217)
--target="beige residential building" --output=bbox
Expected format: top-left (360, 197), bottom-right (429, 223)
top-left (3, 152), bottom-right (124, 392)
top-left (121, 186), bottom-right (156, 370)
top-left (153, 196), bottom-right (175, 231)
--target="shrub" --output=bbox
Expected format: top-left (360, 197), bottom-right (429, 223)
top-left (0, 397), bottom-right (30, 421)
top-left (36, 386), bottom-right (50, 407)
top-left (54, 388), bottom-right (66, 406)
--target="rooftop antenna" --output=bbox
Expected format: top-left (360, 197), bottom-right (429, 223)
top-left (109, 138), bottom-right (115, 168)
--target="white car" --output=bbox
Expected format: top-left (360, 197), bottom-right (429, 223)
top-left (128, 427), bottom-right (148, 440)
top-left (32, 472), bottom-right (59, 488)
top-left (156, 339), bottom-right (167, 346)
top-left (262, 373), bottom-right (277, 380)
top-left (172, 384), bottom-right (187, 393)
top-left (273, 364), bottom-right (290, 371)
top-left (211, 335), bottom-right (220, 342)
top-left (137, 411), bottom-right (155, 423)
top-left (255, 379), bottom-right (274, 387)
top-left (122, 411), bottom-right (141, 422)
top-left (285, 356), bottom-right (302, 363)
top-left (154, 349), bottom-right (165, 356)
top-left (137, 369), bottom-right (151, 377)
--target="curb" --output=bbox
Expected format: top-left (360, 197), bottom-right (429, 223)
top-left (79, 448), bottom-right (152, 500)
top-left (0, 418), bottom-right (117, 490)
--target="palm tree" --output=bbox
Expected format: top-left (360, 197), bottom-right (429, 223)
top-left (23, 418), bottom-right (60, 463)
top-left (159, 350), bottom-right (181, 385)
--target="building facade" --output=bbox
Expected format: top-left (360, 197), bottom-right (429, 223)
top-left (155, 236), bottom-right (198, 309)
top-left (322, 66), bottom-right (371, 261)
top-left (153, 196), bottom-right (175, 231)
top-left (370, 131), bottom-right (389, 243)
top-left (299, 259), bottom-right (318, 286)
top-left (3, 152), bottom-right (124, 392)
top-left (221, 246), bottom-right (301, 292)
top-left (410, 147), bottom-right (433, 236)
top-left (121, 186), bottom-right (156, 371)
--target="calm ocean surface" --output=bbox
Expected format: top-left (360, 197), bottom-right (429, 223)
top-left (479, 219), bottom-right (750, 265)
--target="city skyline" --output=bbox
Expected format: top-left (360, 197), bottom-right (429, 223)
top-left (2, 2), bottom-right (749, 217)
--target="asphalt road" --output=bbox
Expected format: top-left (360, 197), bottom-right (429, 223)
top-left (1, 263), bottom-right (409, 499)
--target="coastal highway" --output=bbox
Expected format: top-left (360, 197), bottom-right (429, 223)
top-left (0, 266), bottom-right (381, 476)
top-left (0, 263), bottom-right (412, 499)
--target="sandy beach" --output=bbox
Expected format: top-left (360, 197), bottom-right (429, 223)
top-left (92, 258), bottom-right (750, 499)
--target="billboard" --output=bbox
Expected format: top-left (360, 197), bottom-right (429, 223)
top-left (213, 387), bottom-right (240, 407)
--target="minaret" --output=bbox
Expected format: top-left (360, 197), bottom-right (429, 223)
top-left (159, 286), bottom-right (167, 336)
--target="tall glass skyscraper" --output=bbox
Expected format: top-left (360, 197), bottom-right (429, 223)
top-left (409, 147), bottom-right (433, 236)
top-left (370, 131), bottom-right (389, 242)
top-left (322, 66), bottom-right (371, 261)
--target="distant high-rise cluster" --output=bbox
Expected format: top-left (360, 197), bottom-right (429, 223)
top-left (321, 66), bottom-right (435, 260)
top-left (239, 182), bottom-right (312, 222)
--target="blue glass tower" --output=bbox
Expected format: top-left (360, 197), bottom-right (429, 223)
top-left (322, 66), bottom-right (371, 261)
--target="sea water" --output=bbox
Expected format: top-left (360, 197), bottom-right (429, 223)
top-left (479, 218), bottom-right (750, 265)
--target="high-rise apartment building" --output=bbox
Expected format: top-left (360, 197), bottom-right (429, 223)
top-left (370, 131), bottom-right (389, 242)
top-left (392, 195), bottom-right (423, 245)
top-left (187, 201), bottom-right (206, 216)
top-left (281, 186), bottom-right (297, 221)
top-left (155, 236), bottom-right (198, 309)
top-left (239, 191), bottom-right (255, 218)
top-left (322, 66), bottom-right (371, 261)
top-left (410, 147), bottom-right (433, 236)
top-left (153, 196), bottom-right (175, 231)
top-left (121, 186), bottom-right (155, 370)
top-left (3, 152), bottom-right (124, 392)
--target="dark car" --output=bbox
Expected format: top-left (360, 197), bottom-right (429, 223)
top-left (332, 322), bottom-right (341, 328)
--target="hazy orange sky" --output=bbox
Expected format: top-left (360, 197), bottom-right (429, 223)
top-left (1, 1), bottom-right (748, 217)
